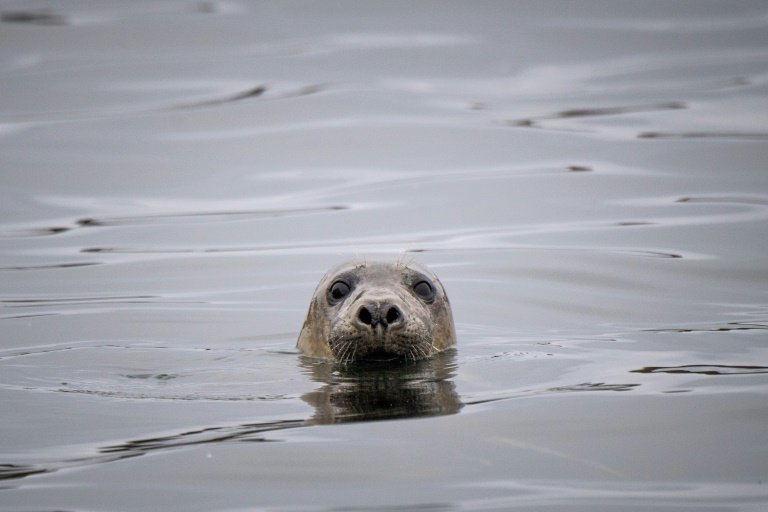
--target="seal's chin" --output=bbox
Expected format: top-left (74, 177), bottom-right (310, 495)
top-left (358, 348), bottom-right (402, 363)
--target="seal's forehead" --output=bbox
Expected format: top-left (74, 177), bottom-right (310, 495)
top-left (319, 259), bottom-right (437, 286)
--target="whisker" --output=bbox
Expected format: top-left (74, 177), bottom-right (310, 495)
top-left (340, 340), bottom-right (354, 365)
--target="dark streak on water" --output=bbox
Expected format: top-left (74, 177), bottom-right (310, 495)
top-left (0, 205), bottom-right (347, 240)
top-left (632, 365), bottom-right (768, 376)
top-left (0, 262), bottom-right (100, 271)
top-left (1, 295), bottom-right (157, 305)
top-left (0, 9), bottom-right (68, 26)
top-left (169, 85), bottom-right (267, 110)
top-left (638, 131), bottom-right (768, 140)
top-left (0, 419), bottom-right (304, 481)
top-left (647, 322), bottom-right (768, 333)
top-left (508, 102), bottom-right (686, 128)
top-left (76, 205), bottom-right (347, 227)
top-left (676, 196), bottom-right (768, 206)
top-left (168, 83), bottom-right (326, 110)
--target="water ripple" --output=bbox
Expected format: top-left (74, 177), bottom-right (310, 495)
top-left (508, 101), bottom-right (686, 129)
top-left (639, 131), bottom-right (768, 140)
top-left (0, 205), bottom-right (346, 239)
top-left (0, 419), bottom-right (304, 481)
top-left (632, 365), bottom-right (768, 376)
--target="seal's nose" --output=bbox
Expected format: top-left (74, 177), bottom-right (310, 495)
top-left (357, 302), bottom-right (404, 329)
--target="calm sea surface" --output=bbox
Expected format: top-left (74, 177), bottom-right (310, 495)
top-left (2, 1), bottom-right (768, 510)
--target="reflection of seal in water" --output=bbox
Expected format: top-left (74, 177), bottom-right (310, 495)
top-left (300, 350), bottom-right (462, 424)
top-left (297, 260), bottom-right (456, 363)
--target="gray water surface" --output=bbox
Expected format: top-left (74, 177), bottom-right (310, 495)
top-left (2, 1), bottom-right (768, 510)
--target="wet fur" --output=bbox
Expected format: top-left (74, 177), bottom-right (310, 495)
top-left (297, 260), bottom-right (456, 363)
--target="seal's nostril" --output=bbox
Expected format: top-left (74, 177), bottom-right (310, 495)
top-left (386, 306), bottom-right (401, 325)
top-left (357, 303), bottom-right (402, 328)
top-left (358, 306), bottom-right (372, 325)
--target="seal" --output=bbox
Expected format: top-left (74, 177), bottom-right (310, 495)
top-left (297, 259), bottom-right (456, 363)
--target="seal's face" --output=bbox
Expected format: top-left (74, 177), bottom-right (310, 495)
top-left (297, 260), bottom-right (456, 363)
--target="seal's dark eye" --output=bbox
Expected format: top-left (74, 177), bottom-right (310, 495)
top-left (329, 281), bottom-right (351, 301)
top-left (413, 281), bottom-right (434, 300)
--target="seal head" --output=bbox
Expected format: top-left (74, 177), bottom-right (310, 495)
top-left (297, 260), bottom-right (456, 363)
